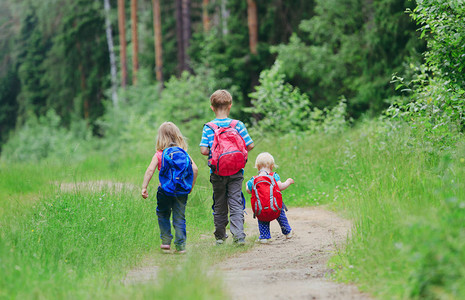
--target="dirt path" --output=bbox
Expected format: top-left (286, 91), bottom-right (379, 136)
top-left (217, 207), bottom-right (371, 300)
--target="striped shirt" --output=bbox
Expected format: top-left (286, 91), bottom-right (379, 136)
top-left (199, 118), bottom-right (253, 151)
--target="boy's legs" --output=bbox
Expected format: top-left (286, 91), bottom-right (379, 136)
top-left (258, 220), bottom-right (271, 239)
top-left (210, 174), bottom-right (229, 240)
top-left (277, 209), bottom-right (292, 235)
top-left (156, 188), bottom-right (173, 245)
top-left (172, 195), bottom-right (188, 251)
top-left (226, 171), bottom-right (246, 241)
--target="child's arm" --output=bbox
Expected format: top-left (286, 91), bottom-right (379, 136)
top-left (246, 142), bottom-right (255, 151)
top-left (141, 154), bottom-right (159, 199)
top-left (200, 146), bottom-right (209, 156)
top-left (277, 178), bottom-right (295, 191)
top-left (191, 159), bottom-right (199, 189)
top-left (246, 187), bottom-right (252, 194)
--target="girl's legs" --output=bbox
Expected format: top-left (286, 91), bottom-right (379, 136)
top-left (156, 188), bottom-right (173, 246)
top-left (258, 220), bottom-right (271, 239)
top-left (172, 194), bottom-right (188, 251)
top-left (277, 209), bottom-right (292, 235)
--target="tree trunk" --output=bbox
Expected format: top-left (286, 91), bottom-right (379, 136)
top-left (131, 0), bottom-right (139, 85)
top-left (152, 0), bottom-right (163, 83)
top-left (117, 0), bottom-right (128, 87)
top-left (247, 0), bottom-right (258, 55)
top-left (175, 0), bottom-right (184, 75)
top-left (202, 0), bottom-right (210, 32)
top-left (103, 0), bottom-right (118, 105)
top-left (221, 0), bottom-right (229, 36)
top-left (182, 0), bottom-right (191, 72)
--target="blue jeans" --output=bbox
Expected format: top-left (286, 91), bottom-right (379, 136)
top-left (257, 209), bottom-right (292, 239)
top-left (156, 188), bottom-right (188, 251)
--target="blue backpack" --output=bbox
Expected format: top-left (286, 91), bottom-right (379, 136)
top-left (159, 147), bottom-right (194, 196)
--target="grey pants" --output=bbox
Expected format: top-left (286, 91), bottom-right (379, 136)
top-left (210, 171), bottom-right (246, 241)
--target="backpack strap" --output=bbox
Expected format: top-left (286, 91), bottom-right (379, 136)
top-left (229, 119), bottom-right (239, 129)
top-left (205, 122), bottom-right (219, 132)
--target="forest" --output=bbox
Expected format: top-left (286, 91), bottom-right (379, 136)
top-left (1, 0), bottom-right (465, 299)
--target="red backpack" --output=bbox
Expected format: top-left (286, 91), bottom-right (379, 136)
top-left (250, 172), bottom-right (283, 222)
top-left (206, 120), bottom-right (248, 176)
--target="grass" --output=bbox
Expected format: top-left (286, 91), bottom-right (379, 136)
top-left (0, 149), bottom-right (249, 299)
top-left (1, 119), bottom-right (465, 299)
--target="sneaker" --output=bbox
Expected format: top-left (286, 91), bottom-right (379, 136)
top-left (216, 239), bottom-right (225, 246)
top-left (235, 238), bottom-right (246, 245)
top-left (175, 249), bottom-right (187, 254)
top-left (160, 244), bottom-right (171, 253)
top-left (285, 231), bottom-right (293, 239)
top-left (258, 238), bottom-right (270, 244)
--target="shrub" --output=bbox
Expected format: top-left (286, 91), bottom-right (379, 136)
top-left (0, 110), bottom-right (92, 162)
top-left (246, 60), bottom-right (350, 135)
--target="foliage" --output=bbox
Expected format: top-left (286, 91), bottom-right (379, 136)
top-left (272, 0), bottom-right (424, 117)
top-left (0, 110), bottom-right (93, 162)
top-left (386, 0), bottom-right (465, 140)
top-left (246, 60), bottom-right (350, 135)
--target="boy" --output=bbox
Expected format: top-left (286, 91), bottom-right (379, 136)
top-left (200, 89), bottom-right (254, 245)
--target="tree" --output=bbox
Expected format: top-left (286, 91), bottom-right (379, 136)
top-left (175, 0), bottom-right (191, 74)
top-left (118, 0), bottom-right (128, 87)
top-left (202, 0), bottom-right (210, 32)
top-left (247, 0), bottom-right (258, 54)
top-left (273, 0), bottom-right (424, 116)
top-left (131, 0), bottom-right (139, 85)
top-left (103, 0), bottom-right (118, 105)
top-left (152, 0), bottom-right (163, 83)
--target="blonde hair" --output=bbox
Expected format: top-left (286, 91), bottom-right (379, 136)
top-left (255, 152), bottom-right (278, 170)
top-left (156, 122), bottom-right (188, 151)
top-left (210, 89), bottom-right (232, 110)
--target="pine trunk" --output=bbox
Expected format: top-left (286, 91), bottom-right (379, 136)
top-left (221, 0), bottom-right (229, 36)
top-left (182, 0), bottom-right (191, 72)
top-left (247, 0), bottom-right (258, 55)
top-left (175, 0), bottom-right (184, 75)
top-left (131, 0), bottom-right (139, 85)
top-left (202, 0), bottom-right (210, 32)
top-left (103, 0), bottom-right (118, 105)
top-left (117, 0), bottom-right (128, 87)
top-left (152, 0), bottom-right (163, 83)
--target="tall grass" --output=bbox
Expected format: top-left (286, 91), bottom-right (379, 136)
top-left (2, 119), bottom-right (464, 299)
top-left (249, 120), bottom-right (465, 299)
top-left (0, 149), bottom-right (244, 299)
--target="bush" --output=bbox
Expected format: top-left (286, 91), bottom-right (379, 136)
top-left (246, 60), bottom-right (350, 135)
top-left (0, 110), bottom-right (92, 162)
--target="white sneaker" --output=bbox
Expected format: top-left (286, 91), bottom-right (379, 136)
top-left (285, 231), bottom-right (293, 239)
top-left (258, 238), bottom-right (270, 244)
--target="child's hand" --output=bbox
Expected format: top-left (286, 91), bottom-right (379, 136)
top-left (286, 178), bottom-right (295, 185)
top-left (141, 188), bottom-right (149, 199)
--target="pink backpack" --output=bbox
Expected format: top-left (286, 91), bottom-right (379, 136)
top-left (250, 172), bottom-right (283, 222)
top-left (206, 120), bottom-right (248, 176)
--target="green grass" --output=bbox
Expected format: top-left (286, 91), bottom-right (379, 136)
top-left (2, 120), bottom-right (465, 299)
top-left (251, 121), bottom-right (465, 299)
top-left (0, 150), bottom-right (249, 299)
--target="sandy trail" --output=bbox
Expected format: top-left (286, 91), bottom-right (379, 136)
top-left (217, 207), bottom-right (370, 300)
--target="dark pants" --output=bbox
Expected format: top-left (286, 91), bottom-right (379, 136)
top-left (156, 188), bottom-right (188, 251)
top-left (210, 171), bottom-right (245, 241)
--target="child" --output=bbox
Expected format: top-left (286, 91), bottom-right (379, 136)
top-left (246, 152), bottom-right (294, 243)
top-left (141, 122), bottom-right (198, 253)
top-left (200, 89), bottom-right (254, 245)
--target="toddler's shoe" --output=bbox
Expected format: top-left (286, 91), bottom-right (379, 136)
top-left (285, 231), bottom-right (293, 239)
top-left (175, 249), bottom-right (187, 254)
top-left (258, 238), bottom-right (270, 244)
top-left (160, 244), bottom-right (171, 253)
top-left (216, 239), bottom-right (225, 246)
